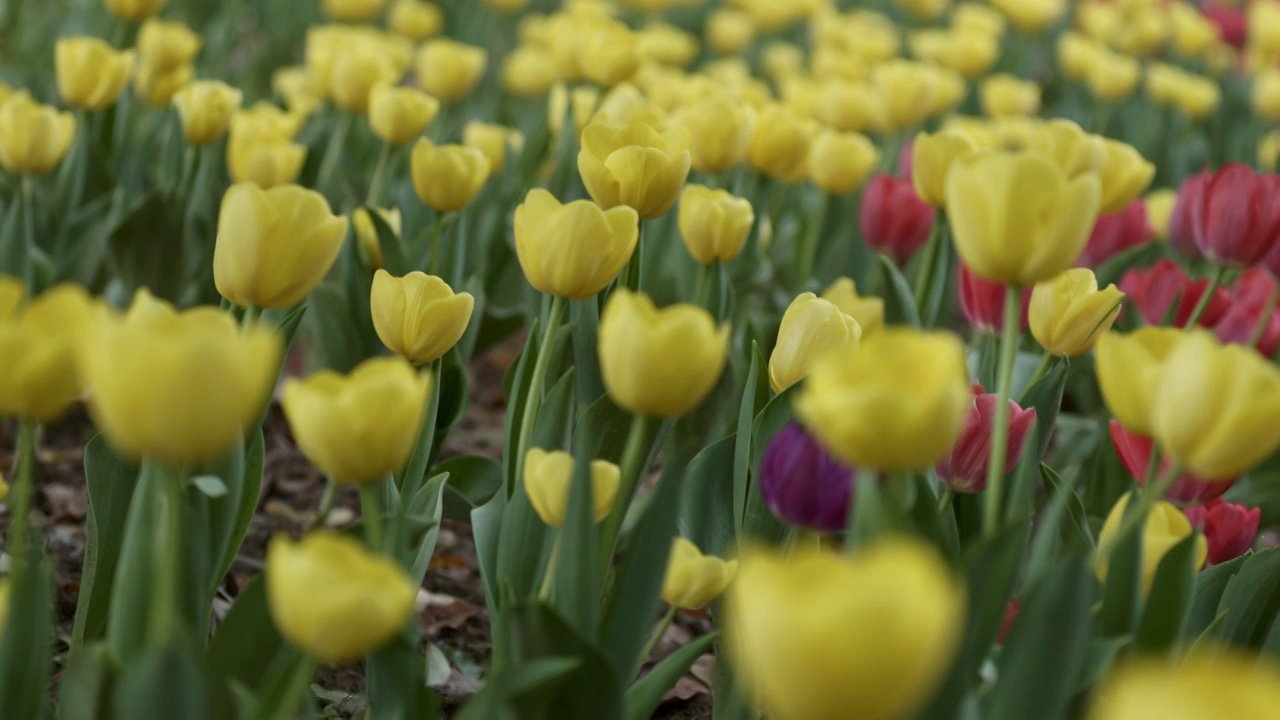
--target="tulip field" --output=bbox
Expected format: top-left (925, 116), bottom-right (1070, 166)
top-left (9, 0), bottom-right (1280, 717)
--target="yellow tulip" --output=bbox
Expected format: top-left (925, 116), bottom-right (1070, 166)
top-left (369, 84), bottom-right (439, 145)
top-left (104, 0), bottom-right (167, 22)
top-left (988, 0), bottom-right (1066, 34)
top-left (134, 63), bottom-right (193, 107)
top-left (578, 21), bottom-right (641, 87)
top-left (808, 130), bottom-right (879, 196)
top-left (1096, 495), bottom-right (1206, 593)
top-left (266, 531), bottom-right (416, 663)
top-left (816, 80), bottom-right (886, 135)
top-left (706, 9), bottom-right (756, 55)
top-left (513, 189), bottom-right (639, 299)
top-left (213, 183), bottom-right (347, 309)
top-left (272, 66), bottom-right (323, 117)
top-left (672, 94), bottom-right (755, 174)
top-left (389, 0), bottom-right (442, 41)
top-left (821, 278), bottom-right (884, 335)
top-left (677, 185), bottom-right (754, 266)
top-left (547, 83), bottom-right (601, 138)
top-left (592, 83), bottom-right (667, 129)
top-left (329, 46), bottom-right (400, 114)
top-left (946, 150), bottom-right (1101, 286)
top-left (954, 3), bottom-right (1007, 38)
top-left (1261, 131), bottom-right (1280, 173)
top-left (578, 120), bottom-right (692, 219)
top-left (637, 24), bottom-right (698, 68)
top-left (1144, 189), bottom-right (1176, 241)
top-left (371, 270), bottom-right (473, 366)
top-left (1151, 332), bottom-right (1280, 480)
top-left (502, 45), bottom-right (557, 97)
top-left (1095, 327), bottom-right (1188, 437)
top-left (322, 0), bottom-right (386, 21)
top-left (0, 283), bottom-right (94, 423)
top-left (1058, 32), bottom-right (1106, 82)
top-left (410, 138), bottom-right (490, 213)
top-left (912, 130), bottom-right (982, 208)
top-left (137, 18), bottom-right (201, 72)
top-left (55, 38), bottom-right (134, 110)
top-left (598, 289), bottom-right (730, 418)
top-left (1089, 651), bottom-right (1280, 720)
top-left (762, 41), bottom-right (805, 82)
top-left (746, 104), bottom-right (815, 183)
top-left (523, 448), bottom-right (621, 527)
top-left (1030, 119), bottom-right (1107, 179)
top-left (1097, 140), bottom-right (1156, 214)
top-left (661, 538), bottom-right (737, 609)
top-left (1029, 268), bottom-right (1124, 357)
top-left (909, 29), bottom-right (1000, 79)
top-left (1172, 74), bottom-right (1221, 120)
top-left (1255, 68), bottom-right (1280, 121)
top-left (415, 39), bottom-right (486, 102)
top-left (727, 539), bottom-right (964, 720)
top-left (463, 122), bottom-right (524, 173)
top-left (769, 293), bottom-right (862, 393)
top-left (980, 74), bottom-right (1041, 118)
top-left (172, 81), bottom-right (242, 145)
top-left (353, 207), bottom-right (401, 269)
top-left (0, 92), bottom-right (76, 175)
top-left (227, 137), bottom-right (306, 188)
top-left (1085, 50), bottom-right (1142, 102)
top-left (84, 291), bottom-right (280, 464)
top-left (871, 60), bottom-right (939, 131)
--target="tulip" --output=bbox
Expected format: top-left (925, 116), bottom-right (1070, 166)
top-left (84, 291), bottom-right (281, 464)
top-left (415, 39), bottom-right (486, 102)
top-left (523, 448), bottom-right (621, 526)
top-left (1166, 171), bottom-right (1205, 258)
top-left (910, 29), bottom-right (1000, 80)
top-left (727, 539), bottom-right (964, 720)
top-left (410, 138), bottom-right (490, 213)
top-left (955, 3), bottom-right (1006, 37)
top-left (463, 122), bottom-right (524, 174)
top-left (598, 289), bottom-right (730, 418)
top-left (661, 537), bottom-right (737, 610)
top-left (104, 0), bottom-right (167, 21)
top-left (389, 0), bottom-right (442, 41)
top-left (1089, 651), bottom-right (1280, 720)
top-left (1215, 269), bottom-right (1280, 357)
top-left (0, 283), bottom-right (94, 423)
top-left (769, 293), bottom-right (862, 393)
top-left (272, 66), bottom-right (323, 117)
top-left (0, 92), bottom-right (75, 176)
top-left (820, 278), bottom-right (884, 335)
top-left (1117, 260), bottom-right (1230, 329)
top-left (370, 270), bottom-right (473, 366)
top-left (1262, 131), bottom-right (1280, 173)
top-left (1085, 50), bottom-right (1141, 103)
top-left (1188, 164), bottom-right (1280, 266)
top-left (137, 18), bottom-right (201, 72)
top-left (227, 137), bottom-right (306, 188)
top-left (987, 0), bottom-right (1065, 34)
top-left (266, 531), bottom-right (416, 663)
top-left (501, 45), bottom-right (556, 97)
top-left (859, 174), bottom-right (935, 265)
top-left (329, 46), bottom-right (400, 114)
top-left (937, 385), bottom-right (1036, 493)
top-left (547, 83), bottom-right (600, 138)
top-left (369, 84), bottom-right (438, 146)
top-left (871, 60), bottom-right (939, 131)
top-left (514, 189), bottom-right (638, 299)
top-left (678, 185), bottom-right (754, 266)
top-left (577, 21), bottom-right (640, 87)
top-left (1030, 119), bottom-right (1107, 180)
top-left (172, 81), bottom-right (242, 145)
top-left (946, 150), bottom-right (1101, 286)
top-left (1109, 421), bottom-right (1233, 505)
top-left (1097, 140), bottom-right (1156, 215)
top-left (352, 207), bottom-right (400, 269)
top-left (958, 263), bottom-right (1031, 333)
top-left (912, 130), bottom-right (981, 208)
top-left (1097, 495), bottom-right (1206, 594)
top-left (1171, 74), bottom-right (1221, 120)
top-left (1151, 332), bottom-right (1280, 480)
top-left (706, 9), bottom-right (755, 55)
top-left (761, 41), bottom-right (804, 82)
top-left (1029, 268), bottom-right (1124, 357)
top-left (282, 357), bottom-right (431, 483)
top-left (1095, 327), bottom-right (1187, 437)
top-left (817, 80), bottom-right (887, 135)
top-left (1078, 201), bottom-right (1152, 268)
top-left (1183, 499), bottom-right (1261, 566)
top-left (1144, 189), bottom-right (1177, 241)
top-left (55, 38), bottom-right (134, 110)
top-left (637, 23), bottom-right (698, 68)
top-left (578, 121), bottom-right (692, 219)
top-left (746, 104), bottom-right (816, 183)
top-left (1057, 32), bottom-right (1105, 82)
top-left (980, 74), bottom-right (1040, 118)
top-left (322, 0), bottom-right (386, 21)
top-left (133, 63), bottom-right (193, 107)
top-left (232, 101), bottom-right (305, 143)
top-left (808, 130), bottom-right (879, 196)
top-left (759, 423), bottom-right (854, 534)
top-left (796, 329), bottom-right (970, 471)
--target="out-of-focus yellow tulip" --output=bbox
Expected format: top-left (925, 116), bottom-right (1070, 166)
top-left (1144, 189), bottom-right (1176, 240)
top-left (816, 79), bottom-right (886, 134)
top-left (0, 282), bottom-right (93, 423)
top-left (1252, 1), bottom-right (1280, 57)
top-left (329, 46), bottom-right (400, 113)
top-left (213, 183), bottom-right (347, 309)
top-left (706, 9), bottom-right (755, 55)
top-left (980, 74), bottom-right (1041, 118)
top-left (523, 448), bottom-right (620, 527)
top-left (83, 291), bottom-right (281, 464)
top-left (672, 94), bottom-right (755, 174)
top-left (954, 3), bottom-right (1007, 37)
top-left (909, 29), bottom-right (1000, 79)
top-left (762, 42), bottom-right (805, 82)
top-left (1254, 68), bottom-right (1280, 121)
top-left (1261, 131), bottom-right (1280, 173)
top-left (104, 0), bottom-right (167, 22)
top-left (598, 289), bottom-right (730, 418)
top-left (502, 45), bottom-right (557, 97)
top-left (1097, 140), bottom-right (1156, 214)
top-left (578, 120), bottom-right (691, 219)
top-left (55, 38), bottom-right (134, 110)
top-left (322, 0), bottom-right (386, 21)
top-left (1058, 32), bottom-right (1105, 81)
top-left (137, 18), bottom-right (201, 72)
top-left (371, 270), bottom-right (473, 366)
top-left (1085, 50), bottom-right (1141, 102)
top-left (369, 84), bottom-right (438, 145)
top-left (1095, 327), bottom-right (1186, 437)
top-left (1096, 495), bottom-right (1206, 593)
top-left (133, 63), bottom-right (193, 107)
top-left (677, 185), bottom-right (754, 266)
top-left (410, 139), bottom-right (490, 213)
top-left (988, 0), bottom-right (1066, 34)
top-left (871, 60), bottom-right (938, 130)
top-left (1029, 268), bottom-right (1124, 357)
top-left (808, 130), bottom-right (879, 196)
top-left (912, 130), bottom-right (982, 208)
top-left (463, 122), bottom-right (524, 173)
top-left (1169, 2), bottom-right (1220, 58)
top-left (661, 537), bottom-right (737, 609)
top-left (416, 39), bottom-right (486, 102)
top-left (821, 278), bottom-right (884, 335)
top-left (266, 531), bottom-right (416, 663)
top-left (1030, 119), bottom-right (1107, 178)
top-left (895, 0), bottom-right (947, 20)
top-left (389, 0), bottom-right (442, 40)
top-left (1088, 651), bottom-right (1280, 720)
top-left (272, 66), bottom-right (323, 117)
top-left (514, 189), bottom-right (638, 299)
top-left (172, 81), bottom-right (242, 145)
top-left (1172, 74), bottom-right (1221, 120)
top-left (353, 207), bottom-right (401, 269)
top-left (947, 150), bottom-right (1101, 286)
top-left (227, 137), bottom-right (306, 188)
top-left (769, 293), bottom-right (862, 393)
top-left (746, 103), bottom-right (816, 183)
top-left (0, 92), bottom-right (76, 175)
top-left (727, 539), bottom-right (964, 720)
top-left (578, 20), bottom-right (640, 87)
top-left (548, 83), bottom-right (601, 137)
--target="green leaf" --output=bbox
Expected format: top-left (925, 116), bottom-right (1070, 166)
top-left (364, 204), bottom-right (415, 276)
top-left (72, 435), bottom-right (141, 647)
top-left (107, 192), bottom-right (187, 303)
top-left (105, 461), bottom-right (162, 663)
top-left (1007, 364), bottom-right (1068, 522)
top-left (576, 394), bottom-right (636, 464)
top-left (1186, 553), bottom-right (1249, 637)
top-left (456, 657), bottom-right (582, 720)
top-left (208, 574), bottom-right (284, 693)
top-left (503, 317), bottom-right (541, 496)
top-left (1098, 492), bottom-right (1145, 638)
top-left (506, 604), bottom-right (624, 719)
top-left (305, 283), bottom-right (365, 374)
top-left (876, 253), bottom-right (922, 327)
top-left (366, 636), bottom-right (439, 720)
top-left (678, 435), bottom-right (737, 558)
top-left (921, 227), bottom-right (954, 328)
top-left (434, 455), bottom-right (503, 523)
top-left (1026, 467), bottom-right (1086, 588)
top-left (432, 347), bottom-right (472, 459)
top-left (1134, 533), bottom-right (1200, 653)
top-left (570, 296), bottom-right (606, 408)
top-left (1041, 464), bottom-right (1095, 553)
top-left (0, 554), bottom-right (55, 720)
top-left (624, 632), bottom-right (718, 720)
top-left (553, 432), bottom-right (602, 640)
top-left (744, 383), bottom-right (800, 546)
top-left (58, 642), bottom-right (115, 720)
top-left (113, 635), bottom-right (231, 720)
top-left (211, 430), bottom-right (265, 589)
top-left (408, 472), bottom-right (451, 585)
top-left (732, 348), bottom-right (761, 539)
top-left (1076, 636), bottom-right (1130, 694)
top-left (1213, 548), bottom-right (1280, 647)
top-left (190, 475), bottom-right (228, 498)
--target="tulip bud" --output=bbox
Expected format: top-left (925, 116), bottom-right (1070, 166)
top-left (172, 80), bottom-right (242, 145)
top-left (1109, 420), bottom-right (1233, 505)
top-left (937, 385), bottom-right (1036, 493)
top-left (859, 174), bottom-right (935, 265)
top-left (1171, 74), bottom-right (1221, 120)
top-left (872, 60), bottom-right (939, 131)
top-left (816, 79), bottom-right (886, 135)
top-left (761, 41), bottom-right (804, 83)
top-left (808, 130), bottom-right (879, 196)
top-left (514, 189), bottom-right (638, 299)
top-left (636, 23), bottom-right (698, 68)
top-left (1117, 259), bottom-right (1230, 328)
top-left (1057, 32), bottom-right (1104, 82)
top-left (266, 531), bottom-right (416, 663)
top-left (1095, 327), bottom-right (1186, 437)
top-left (137, 18), bottom-right (201, 73)
top-left (769, 293), bottom-right (862, 393)
top-left (213, 184), bottom-right (347, 309)
top-left (133, 63), bottom-right (193, 107)
top-left (706, 9), bottom-right (755, 55)
top-left (1144, 188), bottom-right (1177, 241)
top-left (369, 84), bottom-right (438, 146)
top-left (0, 92), bottom-right (76, 176)
top-left (415, 39), bottom-right (486, 102)
top-left (463, 122), bottom-right (524, 173)
top-left (1085, 50), bottom-right (1141, 102)
top-left (1184, 499), bottom-right (1260, 566)
top-left (389, 0), bottom-right (442, 41)
top-left (760, 423), bottom-right (854, 534)
top-left (577, 21), bottom-right (641, 87)
top-left (410, 138), bottom-right (490, 213)
top-left (1097, 140), bottom-right (1156, 215)
top-left (502, 45), bottom-right (557, 97)
top-left (987, 0), bottom-right (1066, 34)
top-left (1188, 164), bottom-right (1280, 266)
top-left (329, 45), bottom-right (400, 113)
top-left (578, 121), bottom-right (692, 219)
top-left (957, 263), bottom-right (1031, 333)
top-left (371, 270), bottom-right (473, 366)
top-left (228, 137), bottom-right (306, 188)
top-left (746, 104), bottom-right (816, 183)
top-left (104, 0), bottom-right (167, 22)
top-left (55, 38), bottom-right (134, 110)
top-left (820, 278), bottom-right (884, 335)
top-left (322, 0), bottom-right (386, 21)
top-left (352, 207), bottom-right (400, 269)
top-left (678, 185), bottom-right (754, 266)
top-left (980, 73), bottom-right (1040, 118)
top-left (271, 66), bottom-right (323, 117)
top-left (912, 130), bottom-right (981, 208)
top-left (661, 537), bottom-right (737, 610)
top-left (1097, 495), bottom-right (1206, 594)
top-left (1029, 268), bottom-right (1123, 356)
top-left (283, 357), bottom-right (431, 483)
top-left (598, 289), bottom-right (730, 418)
top-left (955, 3), bottom-right (1007, 37)
top-left (0, 282), bottom-right (94, 423)
top-left (1263, 131), bottom-right (1280, 173)
top-left (522, 448), bottom-right (621, 527)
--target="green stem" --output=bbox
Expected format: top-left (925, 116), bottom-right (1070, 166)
top-left (937, 486), bottom-right (956, 515)
top-left (1183, 265), bottom-right (1226, 328)
top-left (636, 605), bottom-right (678, 672)
top-left (694, 262), bottom-right (715, 308)
top-left (366, 141), bottom-right (392, 207)
top-left (148, 462), bottom-right (183, 642)
top-left (1095, 461), bottom-right (1183, 567)
top-left (7, 420), bottom-right (37, 568)
top-left (795, 193), bottom-right (829, 289)
top-left (912, 215), bottom-right (943, 312)
top-left (360, 482), bottom-right (385, 552)
top-left (428, 213), bottom-right (447, 277)
top-left (982, 284), bottom-right (1022, 539)
top-left (599, 414), bottom-right (652, 568)
top-left (1249, 285), bottom-right (1280, 349)
top-left (316, 112), bottom-right (353, 197)
top-left (1019, 349), bottom-right (1054, 402)
top-left (240, 303), bottom-right (262, 330)
top-left (536, 530), bottom-right (563, 602)
top-left (512, 296), bottom-right (566, 496)
top-left (625, 220), bottom-right (645, 292)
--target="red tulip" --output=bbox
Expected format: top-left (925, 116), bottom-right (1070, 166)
top-left (957, 262), bottom-right (1031, 333)
top-left (1203, 3), bottom-right (1246, 49)
top-left (1215, 269), bottom-right (1280, 357)
top-left (1184, 499), bottom-right (1260, 566)
top-left (1108, 420), bottom-right (1235, 504)
top-left (1117, 259), bottom-right (1232, 328)
top-left (1167, 171), bottom-right (1206, 260)
top-left (1078, 200), bottom-right (1152, 268)
top-left (859, 173), bottom-right (935, 264)
top-left (937, 384), bottom-right (1037, 493)
top-left (1189, 164), bottom-right (1280, 266)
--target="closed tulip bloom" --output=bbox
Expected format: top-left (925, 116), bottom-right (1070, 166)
top-left (1261, 131), bottom-right (1280, 173)
top-left (1144, 189), bottom-right (1177, 241)
top-left (912, 130), bottom-right (981, 208)
top-left (134, 63), bottom-right (193, 107)
top-left (958, 263), bottom-right (1031, 333)
top-left (988, 0), bottom-right (1065, 34)
top-left (1098, 495), bottom-right (1207, 593)
top-left (980, 74), bottom-right (1040, 118)
top-left (706, 9), bottom-right (755, 55)
top-left (1253, 68), bottom-right (1280, 121)
top-left (233, 101), bottom-right (306, 143)
top-left (808, 130), bottom-right (879, 196)
top-left (1078, 201), bottom-right (1152, 268)
top-left (463, 122), bottom-right (524, 173)
top-left (84, 292), bottom-right (280, 463)
top-left (1172, 75), bottom-right (1221, 120)
top-left (746, 104), bottom-right (815, 183)
top-left (1117, 260), bottom-right (1230, 328)
top-left (796, 329), bottom-right (971, 470)
top-left (273, 65), bottom-right (323, 118)
top-left (353, 207), bottom-right (400, 269)
top-left (371, 270), bottom-right (473, 365)
top-left (1184, 499), bottom-right (1260, 566)
top-left (522, 448), bottom-right (620, 527)
top-left (330, 46), bottom-right (400, 113)
top-left (369, 84), bottom-right (438, 146)
top-left (416, 40), bottom-right (486, 102)
top-left (678, 185), bottom-right (753, 265)
top-left (213, 184), bottom-right (347, 309)
top-left (266, 531), bottom-right (416, 664)
top-left (872, 60), bottom-right (938, 130)
top-left (820, 278), bottom-right (884, 335)
top-left (1086, 51), bottom-right (1141, 102)
top-left (599, 289), bottom-right (729, 418)
top-left (1097, 140), bottom-right (1156, 214)
top-left (955, 3), bottom-right (1006, 37)
top-left (56, 38), bottom-right (134, 110)
top-left (514, 189), bottom-right (638, 299)
top-left (1167, 171), bottom-right (1206, 258)
top-left (1096, 328), bottom-right (1187, 437)
top-left (860, 174), bottom-right (935, 265)
top-left (760, 423), bottom-right (853, 534)
top-left (661, 537), bottom-right (737, 609)
top-left (228, 137), bottom-right (306, 188)
top-left (728, 539), bottom-right (963, 720)
top-left (322, 0), bottom-right (386, 21)
top-left (502, 45), bottom-right (557, 97)
top-left (172, 81), bottom-right (242, 145)
top-left (0, 283), bottom-right (94, 423)
top-left (817, 80), bottom-right (886, 135)
top-left (410, 138), bottom-right (490, 213)
top-left (282, 357), bottom-right (431, 483)
top-left (947, 150), bottom-right (1101, 286)
top-left (1189, 164), bottom-right (1280, 266)
top-left (104, 0), bottom-right (167, 21)
top-left (578, 22), bottom-right (641, 87)
top-left (769, 293), bottom-right (862, 393)
top-left (137, 18), bottom-right (201, 72)
top-left (1029, 269), bottom-right (1123, 357)
top-left (0, 92), bottom-right (76, 175)
top-left (1030, 119), bottom-right (1107, 179)
top-left (1109, 421), bottom-right (1233, 505)
top-left (1089, 651), bottom-right (1280, 720)
top-left (389, 0), bottom-right (442, 41)
top-left (938, 386), bottom-right (1036, 493)
top-left (578, 121), bottom-right (692, 219)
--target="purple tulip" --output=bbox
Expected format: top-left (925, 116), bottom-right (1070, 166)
top-left (760, 423), bottom-right (853, 534)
